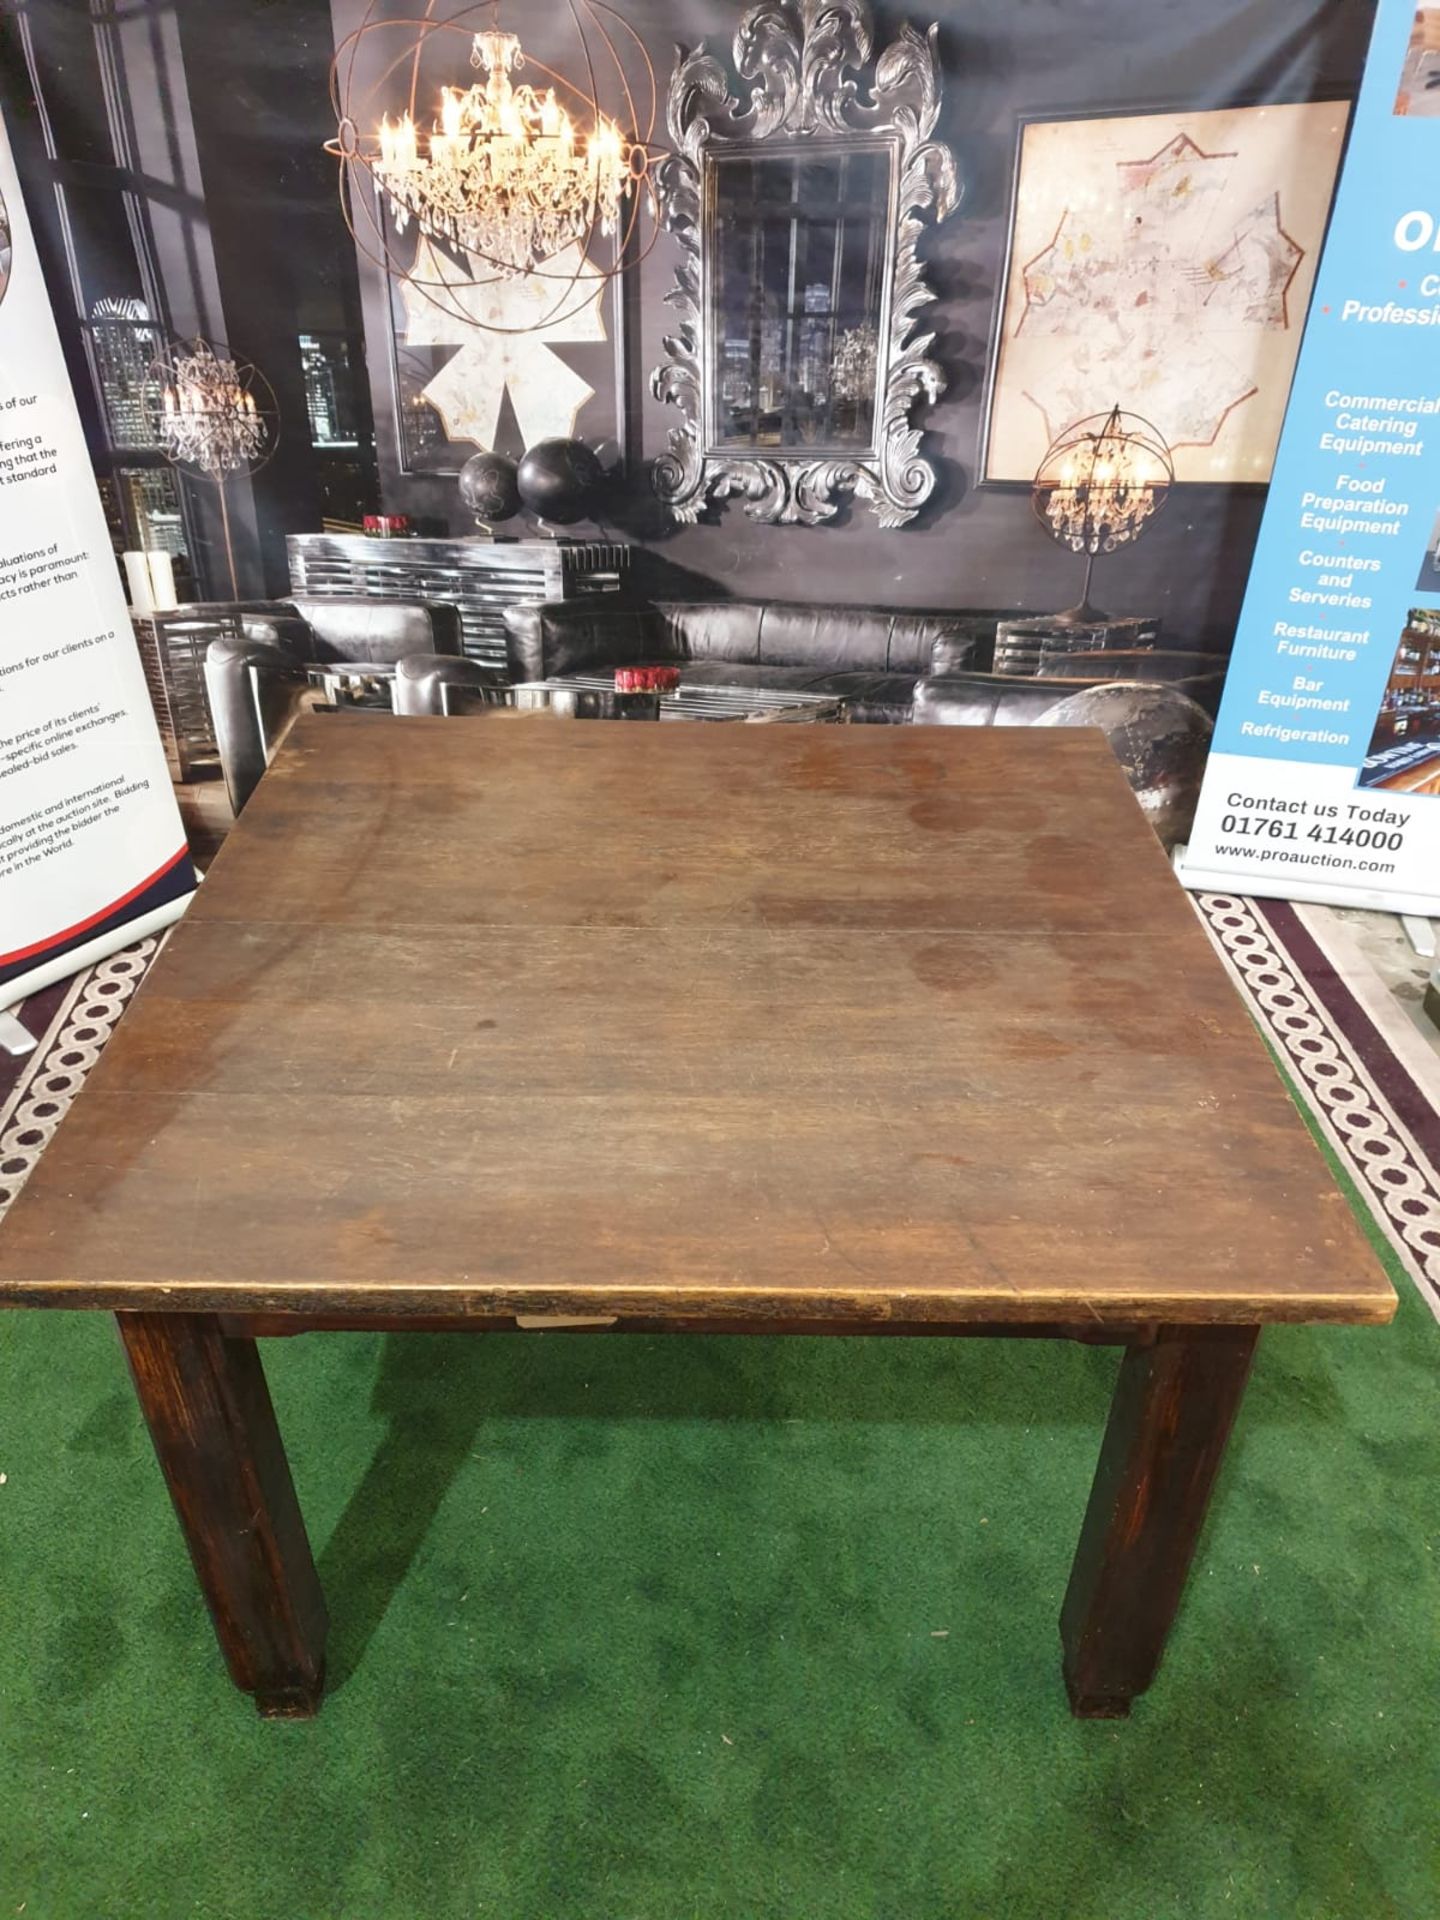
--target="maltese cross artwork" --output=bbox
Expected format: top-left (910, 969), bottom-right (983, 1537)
top-left (401, 240), bottom-right (606, 451)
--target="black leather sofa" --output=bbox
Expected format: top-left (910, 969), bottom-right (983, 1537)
top-left (201, 588), bottom-right (1218, 846)
top-left (203, 596), bottom-right (502, 812)
top-left (504, 597), bottom-right (1219, 845)
top-left (503, 598), bottom-right (1006, 723)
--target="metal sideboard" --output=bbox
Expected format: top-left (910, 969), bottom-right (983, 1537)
top-left (285, 534), bottom-right (631, 673)
top-left (130, 607), bottom-right (242, 780)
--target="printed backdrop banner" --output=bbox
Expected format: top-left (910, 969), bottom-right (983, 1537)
top-left (1178, 0), bottom-right (1440, 913)
top-left (0, 108), bottom-right (194, 1014)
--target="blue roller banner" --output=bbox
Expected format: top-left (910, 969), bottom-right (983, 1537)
top-left (1178, 0), bottom-right (1440, 913)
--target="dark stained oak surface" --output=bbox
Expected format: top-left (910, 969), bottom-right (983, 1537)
top-left (0, 716), bottom-right (1395, 1326)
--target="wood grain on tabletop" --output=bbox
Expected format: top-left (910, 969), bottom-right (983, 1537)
top-left (0, 715), bottom-right (1394, 1327)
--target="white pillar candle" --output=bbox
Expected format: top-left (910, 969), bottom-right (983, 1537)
top-left (123, 549), bottom-right (154, 615)
top-left (146, 550), bottom-right (178, 612)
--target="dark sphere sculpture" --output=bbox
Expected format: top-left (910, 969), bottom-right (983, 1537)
top-left (457, 450), bottom-right (520, 527)
top-left (516, 437), bottom-right (604, 525)
top-left (1035, 683), bottom-right (1213, 851)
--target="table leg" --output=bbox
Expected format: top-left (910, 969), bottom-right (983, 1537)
top-left (1060, 1324), bottom-right (1258, 1719)
top-left (118, 1312), bottom-right (328, 1717)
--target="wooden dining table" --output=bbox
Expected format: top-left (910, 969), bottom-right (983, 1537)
top-left (0, 713), bottom-right (1394, 1717)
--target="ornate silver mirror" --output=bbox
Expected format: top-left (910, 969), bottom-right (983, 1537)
top-left (650, 0), bottom-right (959, 528)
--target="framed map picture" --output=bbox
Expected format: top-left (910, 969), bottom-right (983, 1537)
top-left (981, 101), bottom-right (1351, 485)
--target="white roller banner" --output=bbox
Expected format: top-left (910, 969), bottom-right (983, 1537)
top-left (0, 109), bottom-right (195, 1027)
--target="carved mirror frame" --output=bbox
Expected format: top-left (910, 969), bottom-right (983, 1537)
top-left (650, 0), bottom-right (959, 529)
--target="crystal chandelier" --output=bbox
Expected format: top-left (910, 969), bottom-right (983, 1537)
top-left (1031, 406), bottom-right (1173, 624)
top-left (831, 325), bottom-right (879, 404)
top-left (1034, 406), bottom-right (1172, 556)
top-left (158, 341), bottom-right (267, 477)
top-left (371, 28), bottom-right (635, 277)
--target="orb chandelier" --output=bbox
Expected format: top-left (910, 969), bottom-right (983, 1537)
top-left (151, 336), bottom-right (277, 598)
top-left (157, 341), bottom-right (268, 478)
top-left (370, 26), bottom-right (638, 279)
top-left (1031, 405), bottom-right (1173, 623)
top-left (328, 4), bottom-right (660, 337)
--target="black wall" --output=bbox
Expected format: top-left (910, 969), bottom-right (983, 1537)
top-left (169, 0), bottom-right (375, 591)
top-left (333, 0), bottom-right (1378, 653)
top-left (6, 0), bottom-right (1380, 646)
top-left (1, 0), bottom-right (375, 600)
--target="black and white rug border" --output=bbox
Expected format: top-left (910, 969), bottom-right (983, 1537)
top-left (1195, 894), bottom-right (1440, 1322)
top-left (0, 938), bottom-right (160, 1220)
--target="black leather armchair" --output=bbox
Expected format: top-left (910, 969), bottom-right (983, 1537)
top-left (913, 668), bottom-right (1215, 848)
top-left (203, 596), bottom-right (499, 813)
top-left (1032, 648), bottom-right (1229, 715)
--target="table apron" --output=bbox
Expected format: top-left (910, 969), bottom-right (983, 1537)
top-left (207, 1311), bottom-right (1160, 1344)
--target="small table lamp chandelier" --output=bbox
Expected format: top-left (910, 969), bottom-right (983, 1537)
top-left (153, 337), bottom-right (276, 598)
top-left (370, 26), bottom-right (638, 277)
top-left (1032, 406), bottom-right (1174, 624)
top-left (158, 341), bottom-right (267, 477)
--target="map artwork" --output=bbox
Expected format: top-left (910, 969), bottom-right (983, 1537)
top-left (985, 104), bottom-right (1350, 484)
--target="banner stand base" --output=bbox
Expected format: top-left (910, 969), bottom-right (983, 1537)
top-left (0, 894), bottom-right (193, 1025)
top-left (1173, 845), bottom-right (1440, 921)
top-left (0, 1012), bottom-right (37, 1057)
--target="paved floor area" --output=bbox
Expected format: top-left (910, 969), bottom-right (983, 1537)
top-left (1328, 905), bottom-right (1439, 1061)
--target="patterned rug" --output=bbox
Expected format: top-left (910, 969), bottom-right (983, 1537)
top-left (3, 911), bottom-right (1438, 1322)
top-left (0, 937), bottom-right (161, 1219)
top-left (1194, 895), bottom-right (1440, 1322)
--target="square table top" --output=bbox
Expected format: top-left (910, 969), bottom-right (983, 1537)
top-left (0, 714), bottom-right (1394, 1328)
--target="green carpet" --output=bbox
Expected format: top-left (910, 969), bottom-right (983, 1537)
top-left (2, 1165), bottom-right (1436, 1917)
